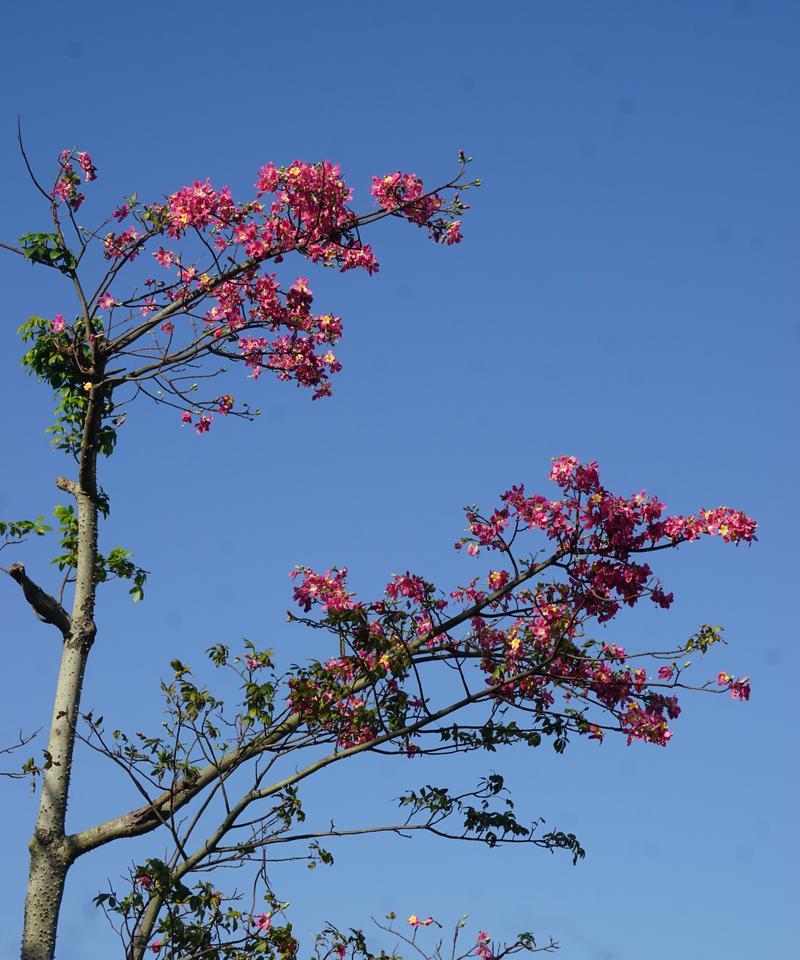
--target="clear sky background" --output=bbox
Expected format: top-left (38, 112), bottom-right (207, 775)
top-left (1, 2), bottom-right (798, 958)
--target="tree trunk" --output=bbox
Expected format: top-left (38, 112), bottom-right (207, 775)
top-left (21, 833), bottom-right (73, 960)
top-left (20, 384), bottom-right (103, 960)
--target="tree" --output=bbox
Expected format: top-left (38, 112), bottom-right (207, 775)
top-left (1, 141), bottom-right (754, 960)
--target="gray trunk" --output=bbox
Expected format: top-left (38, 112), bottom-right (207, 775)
top-left (21, 836), bottom-right (73, 960)
top-left (21, 385), bottom-right (102, 960)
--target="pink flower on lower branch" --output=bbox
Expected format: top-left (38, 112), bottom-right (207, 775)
top-left (476, 931), bottom-right (493, 960)
top-left (254, 912), bottom-right (271, 931)
top-left (718, 672), bottom-right (751, 700)
top-left (730, 679), bottom-right (751, 701)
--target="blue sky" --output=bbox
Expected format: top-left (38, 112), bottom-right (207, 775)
top-left (1, 2), bottom-right (798, 958)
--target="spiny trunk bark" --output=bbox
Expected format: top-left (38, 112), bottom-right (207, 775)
top-left (21, 383), bottom-right (103, 960)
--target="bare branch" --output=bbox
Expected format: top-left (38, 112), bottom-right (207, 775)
top-left (6, 563), bottom-right (71, 637)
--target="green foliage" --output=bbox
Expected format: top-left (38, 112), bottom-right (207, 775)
top-left (103, 546), bottom-right (148, 602)
top-left (18, 316), bottom-right (117, 458)
top-left (398, 775), bottom-right (585, 863)
top-left (19, 750), bottom-right (57, 793)
top-left (685, 624), bottom-right (724, 654)
top-left (18, 232), bottom-right (77, 275)
top-left (0, 516), bottom-right (51, 548)
top-left (51, 503), bottom-right (148, 601)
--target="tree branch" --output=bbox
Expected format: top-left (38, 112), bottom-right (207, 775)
top-left (69, 551), bottom-right (564, 856)
top-left (6, 563), bottom-right (71, 637)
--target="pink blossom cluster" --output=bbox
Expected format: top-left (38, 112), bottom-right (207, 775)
top-left (287, 675), bottom-right (378, 749)
top-left (46, 151), bottom-right (468, 430)
top-left (254, 160), bottom-right (379, 270)
top-left (53, 148), bottom-right (97, 211)
top-left (282, 459), bottom-right (754, 751)
top-left (664, 509), bottom-right (757, 544)
top-left (154, 269), bottom-right (344, 413)
top-left (386, 573), bottom-right (436, 606)
top-left (167, 178), bottom-right (238, 237)
top-left (180, 411), bottom-right (213, 435)
top-left (291, 567), bottom-right (356, 614)
top-left (620, 700), bottom-right (676, 746)
top-left (371, 172), bottom-right (442, 224)
top-left (77, 151), bottom-right (97, 181)
top-left (475, 931), bottom-right (493, 960)
top-left (718, 672), bottom-right (751, 701)
top-left (371, 171), bottom-right (462, 244)
top-left (163, 161), bottom-right (383, 274)
top-left (103, 227), bottom-right (141, 262)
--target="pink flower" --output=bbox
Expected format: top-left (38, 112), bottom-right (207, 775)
top-left (77, 150), bottom-right (97, 181)
top-left (657, 666), bottom-right (674, 681)
top-left (167, 178), bottom-right (236, 237)
top-left (441, 220), bottom-right (462, 245)
top-left (730, 680), bottom-right (751, 701)
top-left (154, 247), bottom-right (175, 269)
top-left (161, 322), bottom-right (175, 335)
top-left (98, 293), bottom-right (117, 310)
top-left (336, 945), bottom-right (347, 958)
top-left (149, 940), bottom-right (162, 954)
top-left (53, 176), bottom-right (74, 204)
top-left (181, 412), bottom-right (192, 425)
top-left (487, 570), bottom-right (509, 592)
top-left (51, 313), bottom-right (66, 333)
top-left (292, 567), bottom-right (355, 613)
top-left (195, 415), bottom-right (212, 435)
top-left (103, 227), bottom-right (140, 261)
top-left (112, 204), bottom-right (129, 222)
top-left (718, 671), bottom-right (750, 700)
top-left (254, 913), bottom-right (271, 931)
top-left (371, 172), bottom-right (442, 225)
top-left (476, 932), bottom-right (493, 960)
